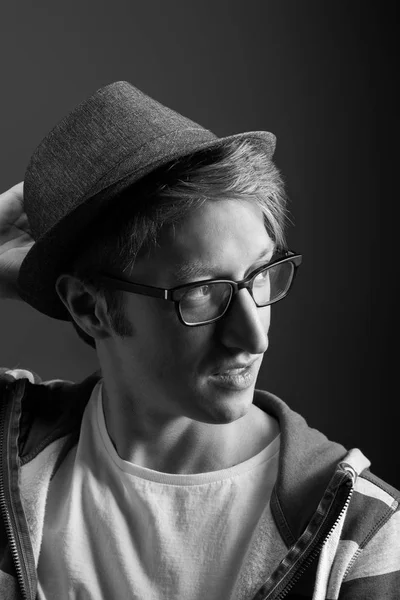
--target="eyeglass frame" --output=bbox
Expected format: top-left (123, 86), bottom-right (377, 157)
top-left (93, 250), bottom-right (303, 327)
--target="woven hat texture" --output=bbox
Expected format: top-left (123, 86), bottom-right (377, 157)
top-left (17, 81), bottom-right (276, 320)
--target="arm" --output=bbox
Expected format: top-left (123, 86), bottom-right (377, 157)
top-left (0, 182), bottom-right (34, 301)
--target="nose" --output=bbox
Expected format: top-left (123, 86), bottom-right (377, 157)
top-left (218, 288), bottom-right (269, 355)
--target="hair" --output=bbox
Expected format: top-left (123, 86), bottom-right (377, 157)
top-left (66, 138), bottom-right (291, 348)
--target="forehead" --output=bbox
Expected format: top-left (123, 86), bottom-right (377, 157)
top-left (133, 199), bottom-right (275, 283)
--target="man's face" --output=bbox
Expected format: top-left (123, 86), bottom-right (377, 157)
top-left (105, 198), bottom-right (274, 425)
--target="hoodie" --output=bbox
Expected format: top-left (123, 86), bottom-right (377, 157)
top-left (0, 368), bottom-right (399, 600)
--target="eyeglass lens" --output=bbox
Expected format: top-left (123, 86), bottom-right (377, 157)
top-left (180, 261), bottom-right (294, 325)
top-left (180, 283), bottom-right (232, 325)
top-left (252, 261), bottom-right (294, 305)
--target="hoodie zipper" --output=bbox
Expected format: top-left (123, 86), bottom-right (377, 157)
top-left (257, 465), bottom-right (356, 600)
top-left (0, 386), bottom-right (30, 600)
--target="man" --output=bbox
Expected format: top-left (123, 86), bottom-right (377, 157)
top-left (0, 81), bottom-right (398, 600)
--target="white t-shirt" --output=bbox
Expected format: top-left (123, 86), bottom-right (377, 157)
top-left (37, 381), bottom-right (280, 600)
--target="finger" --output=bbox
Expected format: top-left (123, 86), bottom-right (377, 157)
top-left (1, 182), bottom-right (24, 198)
top-left (0, 182), bottom-right (26, 224)
top-left (4, 182), bottom-right (24, 206)
top-left (14, 212), bottom-right (32, 233)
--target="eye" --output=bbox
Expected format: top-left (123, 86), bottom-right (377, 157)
top-left (184, 285), bottom-right (212, 301)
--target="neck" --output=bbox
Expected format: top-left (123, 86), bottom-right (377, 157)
top-left (100, 378), bottom-right (278, 475)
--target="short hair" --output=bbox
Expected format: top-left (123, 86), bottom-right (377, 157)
top-left (67, 138), bottom-right (290, 348)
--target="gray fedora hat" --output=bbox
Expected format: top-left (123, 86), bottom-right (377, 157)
top-left (17, 80), bottom-right (276, 320)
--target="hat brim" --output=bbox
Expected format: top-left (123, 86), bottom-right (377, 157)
top-left (17, 131), bottom-right (276, 321)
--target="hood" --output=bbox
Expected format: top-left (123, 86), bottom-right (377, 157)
top-left (253, 389), bottom-right (368, 545)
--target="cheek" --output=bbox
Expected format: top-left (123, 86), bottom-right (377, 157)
top-left (127, 296), bottom-right (214, 370)
top-left (160, 327), bottom-right (214, 374)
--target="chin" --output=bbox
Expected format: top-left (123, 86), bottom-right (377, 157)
top-left (199, 386), bottom-right (255, 425)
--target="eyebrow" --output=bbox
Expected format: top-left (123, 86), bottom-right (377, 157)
top-left (173, 244), bottom-right (276, 283)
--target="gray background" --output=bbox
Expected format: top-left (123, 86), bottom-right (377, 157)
top-left (1, 1), bottom-right (398, 487)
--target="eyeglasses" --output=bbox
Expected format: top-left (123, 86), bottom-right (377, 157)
top-left (94, 250), bottom-right (302, 327)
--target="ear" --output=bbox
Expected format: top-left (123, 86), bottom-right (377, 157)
top-left (55, 273), bottom-right (111, 341)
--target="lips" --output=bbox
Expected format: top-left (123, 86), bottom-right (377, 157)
top-left (209, 364), bottom-right (257, 391)
top-left (207, 357), bottom-right (260, 391)
top-left (219, 366), bottom-right (249, 375)
top-left (212, 358), bottom-right (258, 376)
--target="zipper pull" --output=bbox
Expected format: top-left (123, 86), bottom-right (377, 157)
top-left (340, 462), bottom-right (357, 486)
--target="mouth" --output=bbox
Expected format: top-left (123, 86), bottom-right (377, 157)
top-left (211, 357), bottom-right (259, 376)
top-left (209, 363), bottom-right (257, 391)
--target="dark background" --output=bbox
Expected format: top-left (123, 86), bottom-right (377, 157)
top-left (1, 2), bottom-right (398, 487)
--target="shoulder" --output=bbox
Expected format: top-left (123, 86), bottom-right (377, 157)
top-left (0, 367), bottom-right (101, 461)
top-left (344, 468), bottom-right (400, 540)
top-left (348, 468), bottom-right (399, 543)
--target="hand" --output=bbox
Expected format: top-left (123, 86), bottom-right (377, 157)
top-left (0, 182), bottom-right (35, 300)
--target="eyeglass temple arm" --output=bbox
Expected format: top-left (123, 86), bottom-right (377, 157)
top-left (95, 275), bottom-right (171, 300)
